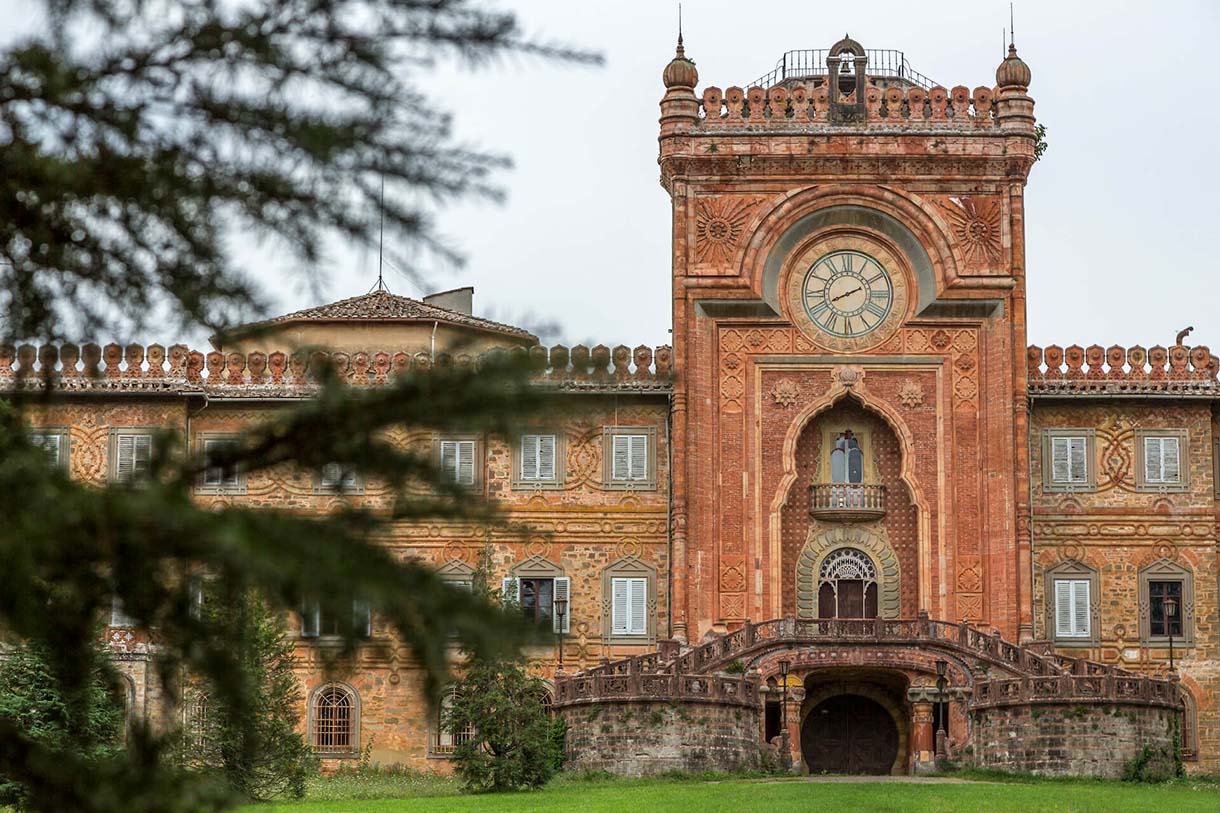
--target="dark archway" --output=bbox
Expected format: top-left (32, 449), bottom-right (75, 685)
top-left (801, 694), bottom-right (899, 775)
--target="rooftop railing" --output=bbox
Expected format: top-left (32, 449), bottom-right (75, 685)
top-left (746, 49), bottom-right (937, 91)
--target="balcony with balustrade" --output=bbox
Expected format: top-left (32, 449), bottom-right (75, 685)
top-left (809, 482), bottom-right (887, 522)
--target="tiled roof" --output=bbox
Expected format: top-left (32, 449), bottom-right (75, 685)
top-left (241, 290), bottom-right (536, 340)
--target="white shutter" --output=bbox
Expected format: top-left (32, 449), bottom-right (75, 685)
top-left (1054, 580), bottom-right (1073, 638)
top-left (1071, 581), bottom-right (1090, 637)
top-left (1144, 437), bottom-right (1164, 483)
top-left (1067, 437), bottom-right (1087, 483)
top-left (501, 577), bottom-right (519, 606)
top-left (300, 600), bottom-right (320, 637)
top-left (1055, 579), bottom-right (1090, 638)
top-left (353, 600), bottom-right (372, 637)
top-left (110, 597), bottom-right (136, 628)
top-left (31, 433), bottom-right (62, 468)
top-left (629, 435), bottom-right (647, 481)
top-left (116, 434), bottom-right (135, 481)
top-left (1161, 437), bottom-right (1180, 483)
top-left (116, 434), bottom-right (152, 483)
top-left (628, 578), bottom-right (648, 635)
top-left (537, 435), bottom-right (556, 481)
top-left (321, 462), bottom-right (341, 489)
top-left (1050, 438), bottom-right (1069, 483)
top-left (520, 436), bottom-right (539, 481)
top-left (440, 441), bottom-right (458, 482)
top-left (133, 434), bottom-right (151, 477)
top-left (611, 577), bottom-right (629, 635)
top-left (552, 576), bottom-right (570, 633)
top-left (457, 441), bottom-right (475, 485)
top-left (611, 435), bottom-right (630, 481)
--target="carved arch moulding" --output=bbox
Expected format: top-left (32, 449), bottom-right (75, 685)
top-left (737, 186), bottom-right (971, 315)
top-left (795, 525), bottom-right (902, 619)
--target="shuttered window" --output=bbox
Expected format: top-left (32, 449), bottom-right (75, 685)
top-left (30, 431), bottom-right (65, 469)
top-left (440, 440), bottom-right (477, 486)
top-left (1143, 436), bottom-right (1181, 484)
top-left (519, 434), bottom-right (557, 482)
top-left (110, 597), bottom-right (137, 628)
top-left (114, 433), bottom-right (152, 484)
top-left (1049, 436), bottom-right (1088, 485)
top-left (611, 577), bottom-right (648, 636)
top-left (300, 599), bottom-right (371, 638)
top-left (610, 434), bottom-right (648, 482)
top-left (1053, 579), bottom-right (1090, 639)
top-left (501, 575), bottom-right (569, 633)
top-left (320, 462), bottom-right (360, 492)
top-left (202, 438), bottom-right (240, 489)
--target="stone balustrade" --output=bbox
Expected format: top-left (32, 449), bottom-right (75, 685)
top-left (557, 615), bottom-right (1178, 713)
top-left (695, 83), bottom-right (998, 129)
top-left (0, 342), bottom-right (674, 395)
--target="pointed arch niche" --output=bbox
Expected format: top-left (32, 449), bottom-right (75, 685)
top-left (770, 388), bottom-right (928, 619)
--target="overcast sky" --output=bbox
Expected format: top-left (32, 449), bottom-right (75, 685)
top-left (5, 0), bottom-right (1219, 352)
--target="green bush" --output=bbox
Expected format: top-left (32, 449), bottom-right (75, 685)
top-left (0, 643), bottom-right (125, 808)
top-left (445, 654), bottom-right (565, 792)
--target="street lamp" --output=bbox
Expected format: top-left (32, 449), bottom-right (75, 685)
top-left (1164, 595), bottom-right (1178, 672)
top-left (553, 595), bottom-right (568, 669)
top-left (935, 659), bottom-right (949, 757)
top-left (778, 659), bottom-right (792, 754)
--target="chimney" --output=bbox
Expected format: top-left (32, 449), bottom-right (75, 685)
top-left (422, 286), bottom-right (473, 316)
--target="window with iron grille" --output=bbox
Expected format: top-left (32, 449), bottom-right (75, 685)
top-left (431, 687), bottom-right (475, 757)
top-left (310, 684), bottom-right (359, 757)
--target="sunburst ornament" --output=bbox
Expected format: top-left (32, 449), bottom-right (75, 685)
top-left (938, 196), bottom-right (1003, 267)
top-left (694, 197), bottom-right (762, 265)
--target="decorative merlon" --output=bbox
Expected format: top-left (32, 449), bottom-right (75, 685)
top-left (0, 343), bottom-right (674, 396)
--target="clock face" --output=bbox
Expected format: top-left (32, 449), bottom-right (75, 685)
top-left (802, 250), bottom-right (894, 338)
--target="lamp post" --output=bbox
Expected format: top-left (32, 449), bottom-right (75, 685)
top-left (778, 659), bottom-right (792, 757)
top-left (553, 595), bottom-right (568, 670)
top-left (935, 659), bottom-right (949, 758)
top-left (1164, 595), bottom-right (1177, 672)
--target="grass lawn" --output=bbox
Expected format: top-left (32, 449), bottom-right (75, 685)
top-left (239, 771), bottom-right (1220, 813)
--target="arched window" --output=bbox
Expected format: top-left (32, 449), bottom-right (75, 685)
top-left (309, 683), bottom-right (359, 757)
top-left (830, 430), bottom-right (864, 484)
top-left (817, 547), bottom-right (878, 619)
top-left (185, 692), bottom-right (210, 752)
top-left (431, 687), bottom-right (475, 757)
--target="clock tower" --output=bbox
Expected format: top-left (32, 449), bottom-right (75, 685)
top-left (659, 37), bottom-right (1038, 642)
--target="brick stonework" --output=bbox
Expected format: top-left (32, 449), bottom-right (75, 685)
top-left (6, 35), bottom-right (1220, 777)
top-left (972, 704), bottom-right (1177, 778)
top-left (559, 701), bottom-right (762, 776)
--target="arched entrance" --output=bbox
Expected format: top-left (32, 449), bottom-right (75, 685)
top-left (802, 694), bottom-right (899, 775)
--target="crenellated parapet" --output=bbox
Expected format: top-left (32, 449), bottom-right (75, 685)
top-left (0, 342), bottom-right (674, 396)
top-left (694, 82), bottom-right (998, 130)
top-left (1027, 343), bottom-right (1220, 396)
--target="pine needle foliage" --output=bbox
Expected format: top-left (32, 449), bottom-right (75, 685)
top-left (182, 587), bottom-right (315, 802)
top-left (0, 1), bottom-right (598, 811)
top-left (444, 653), bottom-right (565, 793)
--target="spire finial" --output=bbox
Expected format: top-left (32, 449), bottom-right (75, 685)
top-left (678, 3), bottom-right (683, 46)
top-left (1010, 2), bottom-right (1015, 45)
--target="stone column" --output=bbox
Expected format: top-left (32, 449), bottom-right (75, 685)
top-left (782, 685), bottom-right (806, 772)
top-left (907, 687), bottom-right (937, 774)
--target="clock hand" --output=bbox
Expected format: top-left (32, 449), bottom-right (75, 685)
top-left (830, 287), bottom-right (862, 303)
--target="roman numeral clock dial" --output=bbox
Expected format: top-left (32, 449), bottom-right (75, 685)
top-left (803, 250), bottom-right (893, 338)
